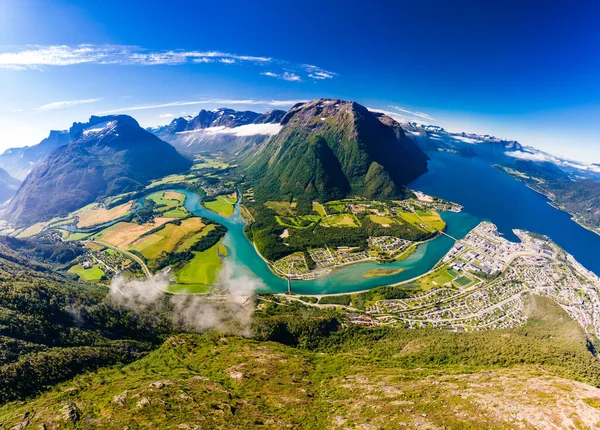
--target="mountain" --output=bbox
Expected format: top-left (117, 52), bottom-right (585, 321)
top-left (5, 115), bottom-right (192, 226)
top-left (0, 167), bottom-right (21, 203)
top-left (3, 295), bottom-right (600, 428)
top-left (245, 99), bottom-right (429, 202)
top-left (154, 108), bottom-right (285, 156)
top-left (403, 122), bottom-right (524, 155)
top-left (0, 130), bottom-right (72, 180)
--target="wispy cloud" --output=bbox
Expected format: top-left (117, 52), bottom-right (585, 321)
top-left (95, 98), bottom-right (306, 115)
top-left (506, 150), bottom-right (600, 173)
top-left (261, 71), bottom-right (302, 82)
top-left (159, 113), bottom-right (175, 118)
top-left (388, 105), bottom-right (436, 121)
top-left (34, 98), bottom-right (102, 112)
top-left (0, 44), bottom-right (336, 83)
top-left (303, 64), bottom-right (337, 80)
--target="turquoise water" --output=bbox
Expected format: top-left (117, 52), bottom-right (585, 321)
top-left (179, 189), bottom-right (480, 294)
top-left (410, 151), bottom-right (600, 276)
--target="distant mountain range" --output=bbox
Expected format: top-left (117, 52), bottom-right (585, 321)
top-left (0, 167), bottom-right (21, 204)
top-left (403, 122), bottom-right (524, 155)
top-left (5, 115), bottom-right (192, 226)
top-left (153, 108), bottom-right (285, 156)
top-left (0, 130), bottom-right (72, 180)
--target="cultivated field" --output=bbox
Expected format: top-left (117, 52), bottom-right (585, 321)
top-left (147, 191), bottom-right (188, 218)
top-left (94, 218), bottom-right (174, 248)
top-left (77, 201), bottom-right (134, 228)
top-left (68, 264), bottom-right (105, 281)
top-left (169, 242), bottom-right (222, 294)
top-left (130, 217), bottom-right (206, 260)
top-left (204, 195), bottom-right (235, 217)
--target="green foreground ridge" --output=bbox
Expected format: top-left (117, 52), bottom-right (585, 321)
top-left (3, 295), bottom-right (600, 429)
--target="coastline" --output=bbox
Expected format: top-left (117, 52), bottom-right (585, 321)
top-left (493, 166), bottom-right (600, 239)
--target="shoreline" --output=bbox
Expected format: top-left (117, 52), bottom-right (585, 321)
top-left (494, 166), bottom-right (600, 239)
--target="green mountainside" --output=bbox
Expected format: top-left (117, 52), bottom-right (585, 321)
top-left (3, 295), bottom-right (600, 428)
top-left (5, 115), bottom-right (192, 226)
top-left (0, 238), bottom-right (172, 404)
top-left (245, 99), bottom-right (429, 203)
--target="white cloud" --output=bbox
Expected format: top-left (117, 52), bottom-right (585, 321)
top-left (506, 150), bottom-right (600, 173)
top-left (34, 98), bottom-right (102, 111)
top-left (261, 71), bottom-right (301, 82)
top-left (388, 105), bottom-right (436, 121)
top-left (177, 123), bottom-right (282, 137)
top-left (303, 64), bottom-right (337, 80)
top-left (95, 98), bottom-right (306, 115)
top-left (159, 113), bottom-right (175, 118)
top-left (0, 45), bottom-right (336, 83)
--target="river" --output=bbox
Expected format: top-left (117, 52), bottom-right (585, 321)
top-left (179, 189), bottom-right (480, 294)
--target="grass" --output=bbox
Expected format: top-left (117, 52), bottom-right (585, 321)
top-left (145, 174), bottom-right (193, 188)
top-left (363, 268), bottom-right (405, 278)
top-left (147, 191), bottom-right (188, 218)
top-left (204, 196), bottom-right (234, 217)
top-left (131, 218), bottom-right (206, 260)
top-left (320, 214), bottom-right (360, 227)
top-left (171, 242), bottom-right (222, 291)
top-left (454, 275), bottom-right (474, 287)
top-left (76, 202), bottom-right (133, 228)
top-left (265, 201), bottom-right (296, 216)
top-left (192, 158), bottom-right (229, 170)
top-left (62, 231), bottom-right (92, 242)
top-left (67, 264), bottom-right (104, 281)
top-left (369, 214), bottom-right (395, 225)
top-left (2, 297), bottom-right (600, 428)
top-left (418, 266), bottom-right (456, 290)
top-left (94, 218), bottom-right (173, 248)
top-left (312, 202), bottom-right (327, 216)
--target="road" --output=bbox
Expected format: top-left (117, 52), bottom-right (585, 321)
top-left (93, 240), bottom-right (155, 284)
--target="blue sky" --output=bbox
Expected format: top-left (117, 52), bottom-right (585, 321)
top-left (0, 0), bottom-right (599, 162)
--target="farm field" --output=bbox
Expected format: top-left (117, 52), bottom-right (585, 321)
top-left (93, 218), bottom-right (174, 248)
top-left (68, 264), bottom-right (104, 281)
top-left (204, 195), bottom-right (234, 217)
top-left (76, 201), bottom-right (133, 228)
top-left (265, 201), bottom-right (296, 215)
top-left (147, 191), bottom-right (188, 218)
top-left (400, 210), bottom-right (445, 232)
top-left (169, 242), bottom-right (222, 293)
top-left (312, 201), bottom-right (327, 216)
top-left (192, 158), bottom-right (230, 170)
top-left (320, 214), bottom-right (360, 227)
top-left (145, 174), bottom-right (196, 188)
top-left (368, 214), bottom-right (396, 225)
top-left (130, 217), bottom-right (206, 260)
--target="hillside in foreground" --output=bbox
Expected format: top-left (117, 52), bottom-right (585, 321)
top-left (3, 295), bottom-right (600, 429)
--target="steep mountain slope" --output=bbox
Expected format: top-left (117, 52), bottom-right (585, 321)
top-left (154, 108), bottom-right (285, 155)
top-left (0, 167), bottom-right (20, 203)
top-left (5, 115), bottom-right (192, 226)
top-left (0, 237), bottom-right (169, 404)
top-left (245, 99), bottom-right (429, 202)
top-left (0, 130), bottom-right (72, 180)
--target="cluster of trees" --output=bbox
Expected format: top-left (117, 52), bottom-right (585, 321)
top-left (0, 236), bottom-right (83, 265)
top-left (0, 256), bottom-right (175, 402)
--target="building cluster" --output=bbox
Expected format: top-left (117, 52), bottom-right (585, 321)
top-left (345, 221), bottom-right (600, 334)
